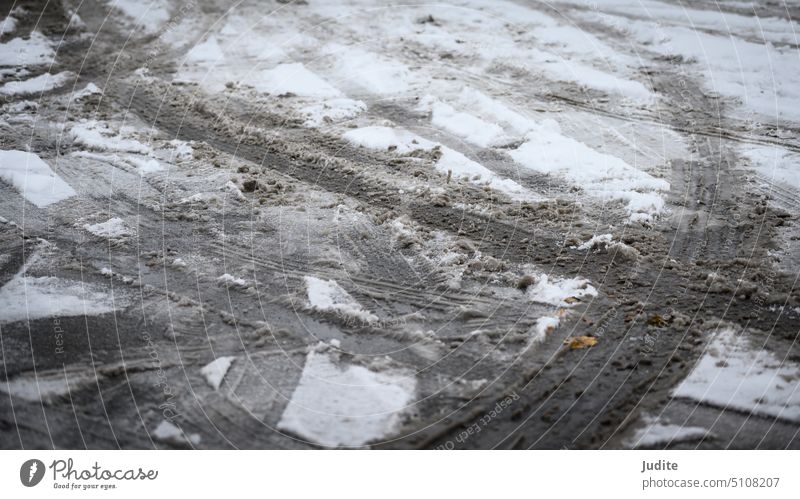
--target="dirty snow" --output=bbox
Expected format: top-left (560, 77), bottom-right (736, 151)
top-left (575, 234), bottom-right (614, 251)
top-left (531, 316), bottom-right (561, 344)
top-left (83, 217), bottom-right (131, 238)
top-left (527, 273), bottom-right (597, 307)
top-left (0, 150), bottom-right (76, 207)
top-left (0, 71), bottom-right (73, 95)
top-left (278, 348), bottom-right (416, 447)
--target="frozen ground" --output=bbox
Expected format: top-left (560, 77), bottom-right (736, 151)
top-left (0, 0), bottom-right (799, 449)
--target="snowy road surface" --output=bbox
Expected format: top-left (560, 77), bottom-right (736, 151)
top-left (1, 0), bottom-right (799, 449)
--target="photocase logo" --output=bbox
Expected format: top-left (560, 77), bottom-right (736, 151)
top-left (20, 459), bottom-right (45, 487)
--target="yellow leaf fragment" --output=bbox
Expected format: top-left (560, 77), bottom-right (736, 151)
top-left (564, 336), bottom-right (598, 349)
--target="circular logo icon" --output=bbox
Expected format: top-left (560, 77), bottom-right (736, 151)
top-left (20, 459), bottom-right (45, 487)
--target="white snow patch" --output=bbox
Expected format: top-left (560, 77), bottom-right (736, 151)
top-left (169, 140), bottom-right (193, 160)
top-left (2, 100), bottom-right (37, 113)
top-left (125, 155), bottom-right (164, 174)
top-left (456, 87), bottom-right (537, 136)
top-left (278, 348), bottom-right (416, 447)
top-left (627, 415), bottom-right (710, 448)
top-left (200, 356), bottom-right (235, 390)
top-left (83, 217), bottom-right (131, 238)
top-left (0, 372), bottom-right (95, 403)
top-left (0, 276), bottom-right (119, 323)
top-left (420, 96), bottom-right (506, 148)
top-left (70, 82), bottom-right (102, 101)
top-left (179, 191), bottom-right (221, 205)
top-left (0, 150), bottom-right (76, 207)
top-left (223, 180), bottom-right (245, 200)
top-left (304, 276), bottom-right (377, 324)
top-left (531, 316), bottom-right (560, 344)
top-left (575, 234), bottom-right (613, 251)
top-left (217, 273), bottom-right (246, 287)
top-left (0, 32), bottom-right (54, 66)
top-left (342, 126), bottom-right (530, 201)
top-left (585, 5), bottom-right (800, 122)
top-left (301, 98), bottom-right (366, 127)
top-left (70, 120), bottom-right (152, 154)
top-left (509, 119), bottom-right (669, 219)
top-left (323, 43), bottom-right (410, 95)
top-left (1, 16), bottom-right (18, 35)
top-left (152, 420), bottom-right (201, 446)
top-left (253, 63), bottom-right (342, 98)
top-left (108, 0), bottom-right (171, 34)
top-left (741, 144), bottom-right (800, 192)
top-left (527, 273), bottom-right (597, 307)
top-left (186, 36), bottom-right (224, 63)
top-left (0, 71), bottom-right (73, 95)
top-left (673, 329), bottom-right (800, 423)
